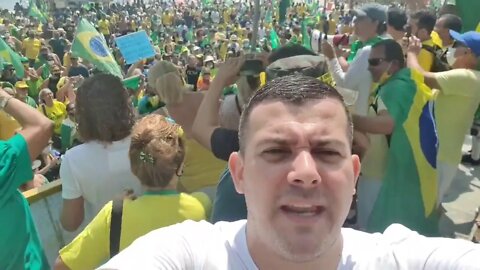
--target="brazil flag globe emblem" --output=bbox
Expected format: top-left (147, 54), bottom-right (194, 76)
top-left (89, 36), bottom-right (110, 57)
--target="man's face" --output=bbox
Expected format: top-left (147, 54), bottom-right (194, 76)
top-left (15, 87), bottom-right (28, 99)
top-left (368, 45), bottom-right (390, 83)
top-left (434, 18), bottom-right (452, 46)
top-left (229, 99), bottom-right (360, 262)
top-left (353, 16), bottom-right (375, 40)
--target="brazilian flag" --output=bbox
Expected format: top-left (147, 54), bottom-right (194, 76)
top-left (0, 37), bottom-right (25, 78)
top-left (72, 19), bottom-right (122, 78)
top-left (367, 68), bottom-right (439, 236)
top-left (28, 0), bottom-right (47, 24)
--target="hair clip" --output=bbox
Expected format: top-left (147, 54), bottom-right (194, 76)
top-left (139, 151), bottom-right (155, 164)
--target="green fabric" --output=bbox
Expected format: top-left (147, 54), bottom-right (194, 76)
top-left (0, 134), bottom-right (49, 270)
top-left (144, 190), bottom-right (178, 195)
top-left (347, 36), bottom-right (383, 63)
top-left (26, 78), bottom-right (43, 102)
top-left (278, 0), bottom-right (290, 24)
top-left (301, 19), bottom-right (311, 50)
top-left (455, 0), bottom-right (480, 32)
top-left (222, 84), bottom-right (238, 96)
top-left (25, 96), bottom-right (37, 108)
top-left (28, 0), bottom-right (47, 24)
top-left (0, 37), bottom-right (25, 78)
top-left (269, 29), bottom-right (281, 49)
top-left (137, 96), bottom-right (165, 115)
top-left (72, 19), bottom-right (123, 78)
top-left (122, 75), bottom-right (142, 91)
top-left (367, 69), bottom-right (439, 236)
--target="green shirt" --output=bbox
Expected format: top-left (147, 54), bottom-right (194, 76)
top-left (0, 134), bottom-right (49, 269)
top-left (25, 96), bottom-right (37, 108)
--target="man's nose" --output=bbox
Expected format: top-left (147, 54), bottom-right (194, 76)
top-left (287, 150), bottom-right (321, 188)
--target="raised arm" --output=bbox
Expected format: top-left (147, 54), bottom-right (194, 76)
top-left (406, 37), bottom-right (441, 90)
top-left (0, 88), bottom-right (53, 160)
top-left (192, 57), bottom-right (244, 150)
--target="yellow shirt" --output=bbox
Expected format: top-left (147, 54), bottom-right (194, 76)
top-left (223, 9), bottom-right (230, 24)
top-left (431, 31), bottom-right (443, 48)
top-left (162, 13), bottom-right (173, 26)
top-left (98, 19), bottom-right (110, 35)
top-left (180, 138), bottom-right (227, 192)
top-left (59, 192), bottom-right (210, 270)
top-left (22, 38), bottom-right (41, 60)
top-left (38, 100), bottom-right (67, 134)
top-left (418, 39), bottom-right (435, 72)
top-left (63, 52), bottom-right (71, 68)
top-left (0, 111), bottom-right (20, 140)
top-left (434, 69), bottom-right (480, 165)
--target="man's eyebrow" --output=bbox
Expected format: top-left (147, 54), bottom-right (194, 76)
top-left (256, 137), bottom-right (295, 147)
top-left (310, 138), bottom-right (347, 148)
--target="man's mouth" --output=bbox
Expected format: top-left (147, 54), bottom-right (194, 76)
top-left (280, 204), bottom-right (325, 217)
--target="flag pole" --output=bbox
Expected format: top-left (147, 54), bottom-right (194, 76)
top-left (250, 0), bottom-right (261, 53)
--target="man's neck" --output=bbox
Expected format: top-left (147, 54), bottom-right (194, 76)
top-left (247, 226), bottom-right (344, 270)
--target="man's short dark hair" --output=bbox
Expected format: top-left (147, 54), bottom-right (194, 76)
top-left (439, 14), bottom-right (462, 33)
top-left (387, 7), bottom-right (407, 31)
top-left (268, 44), bottom-right (316, 64)
top-left (372, 39), bottom-right (406, 68)
top-left (411, 10), bottom-right (436, 34)
top-left (238, 75), bottom-right (353, 153)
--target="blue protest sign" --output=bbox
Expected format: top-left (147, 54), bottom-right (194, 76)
top-left (115, 31), bottom-right (156, 65)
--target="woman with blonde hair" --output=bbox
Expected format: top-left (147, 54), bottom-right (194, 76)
top-left (54, 115), bottom-right (210, 270)
top-left (147, 61), bottom-right (226, 199)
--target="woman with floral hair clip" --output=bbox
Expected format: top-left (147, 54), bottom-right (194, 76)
top-left (55, 114), bottom-right (211, 270)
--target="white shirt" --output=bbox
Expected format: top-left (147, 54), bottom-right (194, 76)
top-left (328, 45), bottom-right (373, 116)
top-left (211, 11), bottom-right (220, 24)
top-left (99, 220), bottom-right (480, 270)
top-left (61, 137), bottom-right (142, 224)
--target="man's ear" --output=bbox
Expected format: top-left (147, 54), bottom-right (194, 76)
top-left (351, 154), bottom-right (361, 196)
top-left (228, 152), bottom-right (245, 194)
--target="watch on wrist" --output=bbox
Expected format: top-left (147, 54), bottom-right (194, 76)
top-left (0, 95), bottom-right (13, 110)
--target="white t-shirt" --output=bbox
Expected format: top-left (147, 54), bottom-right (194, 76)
top-left (61, 137), bottom-right (142, 223)
top-left (99, 220), bottom-right (480, 270)
top-left (328, 45), bottom-right (373, 116)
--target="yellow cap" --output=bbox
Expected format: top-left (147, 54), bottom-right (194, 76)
top-left (15, 81), bottom-right (28, 89)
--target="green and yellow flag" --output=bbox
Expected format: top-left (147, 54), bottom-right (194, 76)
top-left (72, 19), bottom-right (122, 78)
top-left (28, 0), bottom-right (47, 24)
top-left (301, 19), bottom-right (311, 50)
top-left (367, 68), bottom-right (439, 236)
top-left (0, 37), bottom-right (25, 78)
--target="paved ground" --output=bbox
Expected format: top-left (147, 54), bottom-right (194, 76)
top-left (439, 136), bottom-right (480, 239)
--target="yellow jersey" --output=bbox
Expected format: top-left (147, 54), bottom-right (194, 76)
top-left (38, 100), bottom-right (67, 135)
top-left (0, 111), bottom-right (20, 140)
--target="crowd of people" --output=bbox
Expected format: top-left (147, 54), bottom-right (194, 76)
top-left (1, 0), bottom-right (480, 269)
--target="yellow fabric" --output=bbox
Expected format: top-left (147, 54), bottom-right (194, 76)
top-left (59, 193), bottom-right (210, 270)
top-left (180, 138), bottom-right (226, 192)
top-left (63, 52), bottom-right (71, 68)
top-left (162, 13), bottom-right (173, 26)
top-left (98, 19), bottom-right (110, 35)
top-left (360, 98), bottom-right (388, 180)
top-left (328, 20), bottom-right (337, 35)
top-left (418, 39), bottom-right (435, 72)
top-left (431, 31), bottom-right (443, 48)
top-left (476, 22), bottom-right (480, 32)
top-left (434, 69), bottom-right (480, 165)
top-left (0, 111), bottom-right (20, 140)
top-left (223, 9), bottom-right (230, 24)
top-left (22, 38), bottom-right (41, 60)
top-left (38, 100), bottom-right (67, 134)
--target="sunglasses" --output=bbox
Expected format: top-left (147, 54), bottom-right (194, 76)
top-left (368, 58), bottom-right (386, 67)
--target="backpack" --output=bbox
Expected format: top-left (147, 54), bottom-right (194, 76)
top-left (422, 44), bottom-right (450, 72)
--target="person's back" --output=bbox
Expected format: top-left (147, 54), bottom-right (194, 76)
top-left (61, 137), bottom-right (141, 221)
top-left (56, 115), bottom-right (211, 269)
top-left (60, 74), bottom-right (140, 232)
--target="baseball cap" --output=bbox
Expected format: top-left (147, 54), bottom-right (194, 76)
top-left (15, 81), bottom-right (29, 89)
top-left (449, 30), bottom-right (480, 57)
top-left (354, 3), bottom-right (387, 23)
